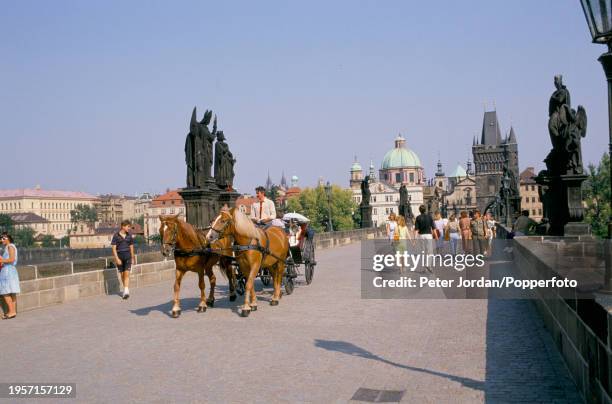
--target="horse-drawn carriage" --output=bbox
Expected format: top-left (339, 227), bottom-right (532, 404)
top-left (234, 212), bottom-right (315, 296)
top-left (160, 208), bottom-right (316, 318)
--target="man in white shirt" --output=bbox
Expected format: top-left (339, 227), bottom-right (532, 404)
top-left (250, 186), bottom-right (276, 226)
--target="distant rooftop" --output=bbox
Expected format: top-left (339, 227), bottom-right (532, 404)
top-left (0, 188), bottom-right (98, 200)
top-left (8, 212), bottom-right (48, 223)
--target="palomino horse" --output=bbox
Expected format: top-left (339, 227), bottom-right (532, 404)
top-left (159, 214), bottom-right (236, 318)
top-left (206, 208), bottom-right (289, 317)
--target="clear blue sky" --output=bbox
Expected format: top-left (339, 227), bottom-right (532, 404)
top-left (0, 0), bottom-right (608, 195)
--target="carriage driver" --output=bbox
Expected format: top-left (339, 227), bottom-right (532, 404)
top-left (251, 186), bottom-right (276, 228)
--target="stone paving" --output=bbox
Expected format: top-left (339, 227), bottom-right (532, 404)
top-left (0, 243), bottom-right (582, 403)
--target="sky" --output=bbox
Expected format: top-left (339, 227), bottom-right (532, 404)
top-left (0, 0), bottom-right (609, 196)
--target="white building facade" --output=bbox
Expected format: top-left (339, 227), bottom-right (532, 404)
top-left (350, 135), bottom-right (425, 227)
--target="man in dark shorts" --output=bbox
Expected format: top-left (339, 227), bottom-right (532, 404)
top-left (111, 220), bottom-right (135, 299)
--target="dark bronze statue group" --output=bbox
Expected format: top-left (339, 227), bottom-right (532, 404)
top-left (536, 75), bottom-right (588, 236)
top-left (185, 107), bottom-right (235, 190)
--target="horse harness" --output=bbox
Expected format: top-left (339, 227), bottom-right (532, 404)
top-left (170, 219), bottom-right (285, 263)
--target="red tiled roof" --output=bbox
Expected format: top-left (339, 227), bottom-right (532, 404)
top-left (151, 190), bottom-right (184, 207)
top-left (236, 196), bottom-right (257, 214)
top-left (520, 167), bottom-right (537, 184)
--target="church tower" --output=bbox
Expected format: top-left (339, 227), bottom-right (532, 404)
top-left (434, 157), bottom-right (448, 191)
top-left (472, 110), bottom-right (519, 212)
top-left (350, 157), bottom-right (364, 190)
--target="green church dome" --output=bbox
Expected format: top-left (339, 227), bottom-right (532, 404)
top-left (351, 161), bottom-right (362, 172)
top-left (381, 135), bottom-right (421, 169)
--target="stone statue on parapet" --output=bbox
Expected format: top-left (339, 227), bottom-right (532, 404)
top-left (398, 184), bottom-right (412, 219)
top-left (199, 110), bottom-right (215, 186)
top-left (360, 176), bottom-right (371, 207)
top-left (546, 75), bottom-right (588, 175)
top-left (185, 107), bottom-right (202, 188)
top-left (214, 131), bottom-right (236, 190)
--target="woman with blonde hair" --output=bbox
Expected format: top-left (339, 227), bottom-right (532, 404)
top-left (386, 212), bottom-right (397, 243)
top-left (433, 211), bottom-right (447, 252)
top-left (445, 214), bottom-right (461, 255)
top-left (394, 215), bottom-right (413, 273)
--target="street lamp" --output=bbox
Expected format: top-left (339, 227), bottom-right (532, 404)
top-left (580, 0), bottom-right (612, 292)
top-left (324, 182), bottom-right (333, 232)
top-left (503, 173), bottom-right (512, 227)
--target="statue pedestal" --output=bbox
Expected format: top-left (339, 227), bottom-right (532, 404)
top-left (564, 222), bottom-right (591, 236)
top-left (360, 205), bottom-right (373, 229)
top-left (179, 186), bottom-right (222, 230)
top-left (218, 189), bottom-right (241, 210)
top-left (535, 172), bottom-right (587, 236)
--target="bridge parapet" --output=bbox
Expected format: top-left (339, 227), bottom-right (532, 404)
top-left (512, 235), bottom-right (611, 403)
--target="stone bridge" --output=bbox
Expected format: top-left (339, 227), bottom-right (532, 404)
top-left (0, 231), bottom-right (597, 403)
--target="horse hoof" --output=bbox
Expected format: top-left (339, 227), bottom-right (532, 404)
top-left (250, 305), bottom-right (258, 311)
top-left (240, 309), bottom-right (251, 317)
top-left (172, 310), bottom-right (181, 318)
top-left (270, 300), bottom-right (279, 306)
top-left (197, 306), bottom-right (207, 313)
top-left (206, 300), bottom-right (215, 308)
top-left (229, 295), bottom-right (237, 302)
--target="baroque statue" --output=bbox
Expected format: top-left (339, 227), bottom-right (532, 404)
top-left (360, 176), bottom-right (371, 207)
top-left (545, 75), bottom-right (588, 176)
top-left (214, 131), bottom-right (236, 189)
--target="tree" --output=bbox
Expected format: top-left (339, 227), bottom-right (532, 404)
top-left (584, 153), bottom-right (611, 238)
top-left (60, 236), bottom-right (70, 248)
top-left (285, 185), bottom-right (358, 232)
top-left (13, 228), bottom-right (35, 248)
top-left (70, 204), bottom-right (98, 228)
top-left (40, 234), bottom-right (57, 248)
top-left (0, 214), bottom-right (14, 233)
top-left (266, 185), bottom-right (280, 205)
top-left (148, 234), bottom-right (162, 244)
top-left (134, 235), bottom-right (146, 245)
top-left (134, 215), bottom-right (145, 227)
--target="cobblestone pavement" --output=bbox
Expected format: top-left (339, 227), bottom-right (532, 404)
top-left (0, 243), bottom-right (582, 403)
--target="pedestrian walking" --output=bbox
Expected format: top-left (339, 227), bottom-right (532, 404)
top-left (433, 211), bottom-right (448, 252)
top-left (445, 214), bottom-right (461, 255)
top-left (485, 212), bottom-right (496, 255)
top-left (394, 215), bottom-right (413, 273)
top-left (459, 211), bottom-right (471, 253)
top-left (386, 213), bottom-right (397, 244)
top-left (0, 232), bottom-right (20, 319)
top-left (470, 210), bottom-right (488, 256)
top-left (112, 220), bottom-right (135, 299)
top-left (414, 205), bottom-right (437, 272)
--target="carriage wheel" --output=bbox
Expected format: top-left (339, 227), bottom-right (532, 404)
top-left (285, 277), bottom-right (294, 295)
top-left (305, 263), bottom-right (314, 285)
top-left (237, 277), bottom-right (246, 296)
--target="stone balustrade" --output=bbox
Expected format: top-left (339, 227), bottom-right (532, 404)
top-left (511, 235), bottom-right (610, 403)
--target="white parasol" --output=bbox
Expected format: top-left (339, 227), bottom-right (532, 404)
top-left (282, 212), bottom-right (310, 223)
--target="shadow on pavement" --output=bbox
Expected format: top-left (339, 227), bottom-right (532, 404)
top-left (129, 299), bottom-right (193, 318)
top-left (314, 339), bottom-right (484, 392)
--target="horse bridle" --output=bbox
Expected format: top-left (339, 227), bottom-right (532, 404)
top-left (207, 215), bottom-right (234, 243)
top-left (162, 221), bottom-right (179, 254)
